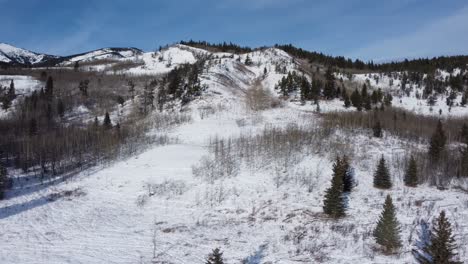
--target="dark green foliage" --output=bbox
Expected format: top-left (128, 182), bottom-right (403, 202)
top-left (244, 55), bottom-right (253, 66)
top-left (0, 164), bottom-right (8, 200)
top-left (373, 195), bottom-right (402, 252)
top-left (29, 118), bottom-right (38, 136)
top-left (79, 80), bottom-right (89, 97)
top-left (383, 93), bottom-right (393, 106)
top-left (373, 120), bottom-right (382, 138)
top-left (45, 76), bottom-right (54, 100)
top-left (180, 40), bottom-right (252, 54)
top-left (8, 80), bottom-right (15, 99)
top-left (404, 156), bottom-right (418, 187)
top-left (206, 248), bottom-right (224, 264)
top-left (343, 91), bottom-right (351, 108)
top-left (373, 155), bottom-right (392, 189)
top-left (162, 61), bottom-right (206, 105)
top-left (103, 112), bottom-right (112, 130)
top-left (428, 120), bottom-right (446, 162)
top-left (323, 156), bottom-right (347, 218)
top-left (323, 67), bottom-right (336, 99)
top-left (57, 99), bottom-right (65, 118)
top-left (416, 211), bottom-right (461, 264)
top-left (350, 88), bottom-right (362, 111)
top-left (341, 156), bottom-right (354, 193)
top-left (459, 123), bottom-right (468, 144)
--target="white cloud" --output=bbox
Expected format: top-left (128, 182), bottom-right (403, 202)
top-left (349, 5), bottom-right (468, 61)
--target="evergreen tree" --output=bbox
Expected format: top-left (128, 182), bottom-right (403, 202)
top-left (373, 195), bottom-right (402, 252)
top-left (350, 88), bottom-right (362, 111)
top-left (417, 211), bottom-right (462, 264)
top-left (0, 164), bottom-right (8, 200)
top-left (343, 91), bottom-right (351, 108)
top-left (373, 120), bottom-right (383, 138)
top-left (459, 123), bottom-right (468, 144)
top-left (29, 118), bottom-right (38, 136)
top-left (103, 112), bottom-right (112, 130)
top-left (8, 80), bottom-right (15, 99)
top-left (341, 156), bottom-right (354, 193)
top-left (57, 99), bottom-right (65, 118)
top-left (428, 120), bottom-right (446, 162)
top-left (45, 76), bottom-right (54, 100)
top-left (404, 156), bottom-right (418, 187)
top-left (323, 156), bottom-right (347, 218)
top-left (373, 155), bottom-right (392, 189)
top-left (323, 67), bottom-right (336, 99)
top-left (244, 55), bottom-right (253, 66)
top-left (206, 248), bottom-right (224, 264)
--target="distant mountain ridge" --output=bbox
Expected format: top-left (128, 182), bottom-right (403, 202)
top-left (0, 43), bottom-right (142, 67)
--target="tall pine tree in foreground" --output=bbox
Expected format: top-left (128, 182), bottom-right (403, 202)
top-left (373, 195), bottom-right (402, 253)
top-left (206, 248), bottom-right (224, 264)
top-left (416, 211), bottom-right (461, 264)
top-left (404, 155), bottom-right (418, 187)
top-left (374, 155), bottom-right (392, 189)
top-left (323, 156), bottom-right (347, 218)
top-left (428, 120), bottom-right (446, 162)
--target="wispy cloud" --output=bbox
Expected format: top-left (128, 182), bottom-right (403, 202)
top-left (349, 5), bottom-right (468, 61)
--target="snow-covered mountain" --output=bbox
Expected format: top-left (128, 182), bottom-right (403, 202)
top-left (0, 43), bottom-right (58, 65)
top-left (0, 43), bottom-right (142, 66)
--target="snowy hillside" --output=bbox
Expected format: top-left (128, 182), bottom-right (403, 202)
top-left (59, 47), bottom-right (144, 65)
top-left (1, 42), bottom-right (468, 264)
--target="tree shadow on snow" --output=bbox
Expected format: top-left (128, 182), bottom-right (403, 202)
top-left (243, 244), bottom-right (267, 264)
top-left (0, 195), bottom-right (55, 220)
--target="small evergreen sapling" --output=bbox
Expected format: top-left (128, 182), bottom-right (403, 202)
top-left (206, 248), bottom-right (224, 264)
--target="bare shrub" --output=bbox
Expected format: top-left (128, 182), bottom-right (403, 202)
top-left (146, 180), bottom-right (187, 198)
top-left (245, 80), bottom-right (280, 111)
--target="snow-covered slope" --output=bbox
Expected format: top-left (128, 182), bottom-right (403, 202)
top-left (59, 47), bottom-right (143, 65)
top-left (0, 43), bottom-right (58, 65)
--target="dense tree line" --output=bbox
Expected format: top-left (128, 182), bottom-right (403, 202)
top-left (180, 40), bottom-right (253, 54)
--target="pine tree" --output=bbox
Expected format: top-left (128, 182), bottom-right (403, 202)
top-left (8, 80), bottom-right (15, 99)
top-left (428, 120), bottom-right (446, 162)
top-left (373, 120), bottom-right (383, 138)
top-left (459, 123), bottom-right (468, 144)
top-left (404, 156), bottom-right (418, 187)
top-left (322, 67), bottom-right (336, 99)
top-left (103, 112), bottom-right (112, 130)
top-left (351, 88), bottom-right (362, 111)
top-left (323, 156), bottom-right (347, 218)
top-left (57, 99), bottom-right (65, 118)
top-left (373, 155), bottom-right (392, 189)
top-left (0, 164), bottom-right (8, 200)
top-left (206, 248), bottom-right (224, 264)
top-left (244, 55), bottom-right (253, 66)
top-left (417, 211), bottom-right (462, 264)
top-left (29, 118), bottom-right (38, 136)
top-left (342, 156), bottom-right (354, 193)
top-left (343, 91), bottom-right (351, 108)
top-left (45, 76), bottom-right (54, 100)
top-left (373, 195), bottom-right (402, 252)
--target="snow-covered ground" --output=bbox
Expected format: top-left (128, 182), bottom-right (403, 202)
top-left (1, 95), bottom-right (468, 263)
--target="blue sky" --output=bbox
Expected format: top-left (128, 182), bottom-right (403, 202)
top-left (1, 0), bottom-right (468, 61)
